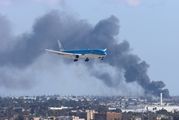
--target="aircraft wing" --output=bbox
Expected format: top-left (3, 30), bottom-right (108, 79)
top-left (45, 49), bottom-right (82, 58)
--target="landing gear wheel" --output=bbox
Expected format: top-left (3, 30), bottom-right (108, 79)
top-left (74, 59), bottom-right (78, 62)
top-left (85, 58), bottom-right (89, 62)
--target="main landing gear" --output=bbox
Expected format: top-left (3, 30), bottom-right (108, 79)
top-left (74, 58), bottom-right (90, 62)
top-left (98, 57), bottom-right (104, 60)
top-left (74, 59), bottom-right (78, 62)
top-left (85, 58), bottom-right (89, 62)
top-left (73, 58), bottom-right (89, 62)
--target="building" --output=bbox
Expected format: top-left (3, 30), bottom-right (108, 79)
top-left (71, 116), bottom-right (85, 120)
top-left (86, 110), bottom-right (95, 120)
top-left (121, 93), bottom-right (179, 113)
top-left (56, 116), bottom-right (85, 120)
top-left (145, 93), bottom-right (179, 113)
top-left (69, 110), bottom-right (95, 120)
top-left (94, 112), bottom-right (122, 120)
top-left (146, 105), bottom-right (179, 113)
top-left (48, 106), bottom-right (72, 110)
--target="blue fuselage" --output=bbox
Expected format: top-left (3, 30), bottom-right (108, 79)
top-left (62, 49), bottom-right (107, 56)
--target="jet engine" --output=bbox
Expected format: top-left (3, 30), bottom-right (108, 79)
top-left (75, 55), bottom-right (79, 58)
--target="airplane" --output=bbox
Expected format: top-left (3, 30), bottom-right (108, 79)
top-left (45, 40), bottom-right (107, 62)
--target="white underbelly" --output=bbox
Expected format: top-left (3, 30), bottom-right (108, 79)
top-left (80, 54), bottom-right (105, 59)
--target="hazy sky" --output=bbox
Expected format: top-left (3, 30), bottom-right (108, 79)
top-left (0, 0), bottom-right (179, 97)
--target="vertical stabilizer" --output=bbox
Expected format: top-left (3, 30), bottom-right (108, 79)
top-left (57, 40), bottom-right (64, 51)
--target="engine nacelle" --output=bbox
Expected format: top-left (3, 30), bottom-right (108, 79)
top-left (72, 54), bottom-right (80, 59)
top-left (75, 55), bottom-right (79, 58)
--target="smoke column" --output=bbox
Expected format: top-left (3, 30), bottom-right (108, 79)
top-left (0, 11), bottom-right (170, 97)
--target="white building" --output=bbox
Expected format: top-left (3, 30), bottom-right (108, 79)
top-left (122, 93), bottom-right (179, 113)
top-left (55, 116), bottom-right (85, 120)
top-left (145, 105), bottom-right (179, 113)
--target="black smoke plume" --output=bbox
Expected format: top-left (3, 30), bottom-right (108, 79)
top-left (0, 11), bottom-right (170, 97)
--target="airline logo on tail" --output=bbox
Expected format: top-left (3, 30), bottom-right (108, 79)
top-left (45, 40), bottom-right (107, 62)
